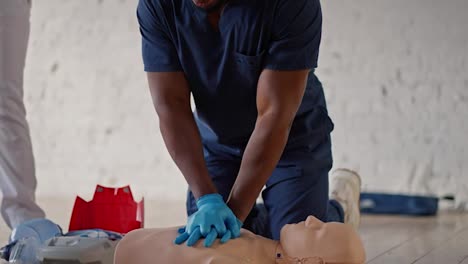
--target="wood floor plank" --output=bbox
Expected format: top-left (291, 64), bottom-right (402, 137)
top-left (459, 255), bottom-right (468, 264)
top-left (365, 213), bottom-right (468, 264)
top-left (360, 215), bottom-right (440, 262)
top-left (413, 227), bottom-right (468, 264)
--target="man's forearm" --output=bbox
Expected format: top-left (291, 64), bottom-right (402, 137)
top-left (227, 113), bottom-right (291, 221)
top-left (157, 106), bottom-right (217, 199)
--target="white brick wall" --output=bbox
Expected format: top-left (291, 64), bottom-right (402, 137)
top-left (25, 0), bottom-right (467, 210)
top-left (319, 0), bottom-right (468, 210)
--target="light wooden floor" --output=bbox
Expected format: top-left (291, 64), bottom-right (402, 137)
top-left (359, 212), bottom-right (468, 264)
top-left (0, 198), bottom-right (467, 263)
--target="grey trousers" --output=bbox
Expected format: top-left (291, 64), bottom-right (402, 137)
top-left (0, 0), bottom-right (45, 229)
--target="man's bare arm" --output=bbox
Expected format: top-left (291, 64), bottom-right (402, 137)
top-left (227, 69), bottom-right (309, 221)
top-left (147, 72), bottom-right (216, 199)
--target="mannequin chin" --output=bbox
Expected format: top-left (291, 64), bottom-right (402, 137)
top-left (114, 216), bottom-right (366, 264)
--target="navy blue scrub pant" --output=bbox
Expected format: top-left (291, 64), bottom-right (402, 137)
top-left (186, 134), bottom-right (344, 240)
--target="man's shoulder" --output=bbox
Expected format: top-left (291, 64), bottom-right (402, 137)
top-left (274, 0), bottom-right (320, 9)
top-left (138, 0), bottom-right (183, 24)
top-left (141, 0), bottom-right (181, 9)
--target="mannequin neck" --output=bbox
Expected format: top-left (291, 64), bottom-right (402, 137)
top-left (274, 243), bottom-right (325, 264)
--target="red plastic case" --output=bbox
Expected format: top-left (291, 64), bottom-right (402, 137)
top-left (69, 185), bottom-right (144, 234)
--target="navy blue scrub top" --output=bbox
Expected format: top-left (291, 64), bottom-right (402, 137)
top-left (137, 0), bottom-right (334, 150)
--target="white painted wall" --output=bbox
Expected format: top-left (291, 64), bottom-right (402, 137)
top-left (24, 0), bottom-right (467, 210)
top-left (318, 0), bottom-right (468, 210)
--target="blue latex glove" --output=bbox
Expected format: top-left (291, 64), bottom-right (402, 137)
top-left (174, 194), bottom-right (242, 247)
top-left (9, 218), bottom-right (62, 243)
top-left (2, 219), bottom-right (62, 262)
top-left (176, 217), bottom-right (242, 248)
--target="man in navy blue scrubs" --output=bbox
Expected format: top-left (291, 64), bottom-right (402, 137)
top-left (137, 0), bottom-right (357, 247)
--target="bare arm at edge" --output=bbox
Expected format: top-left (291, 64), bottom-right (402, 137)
top-left (227, 69), bottom-right (310, 221)
top-left (147, 72), bottom-right (217, 199)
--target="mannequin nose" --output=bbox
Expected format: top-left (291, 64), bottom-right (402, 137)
top-left (305, 216), bottom-right (322, 228)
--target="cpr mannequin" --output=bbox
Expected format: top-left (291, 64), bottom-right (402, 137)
top-left (114, 216), bottom-right (366, 264)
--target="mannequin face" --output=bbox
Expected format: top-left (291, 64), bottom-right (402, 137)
top-left (280, 216), bottom-right (365, 263)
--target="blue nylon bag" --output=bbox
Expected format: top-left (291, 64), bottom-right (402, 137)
top-left (359, 192), bottom-right (441, 216)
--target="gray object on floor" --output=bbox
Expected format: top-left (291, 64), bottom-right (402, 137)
top-left (38, 236), bottom-right (119, 264)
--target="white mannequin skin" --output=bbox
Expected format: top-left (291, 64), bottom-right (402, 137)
top-left (114, 216), bottom-right (366, 264)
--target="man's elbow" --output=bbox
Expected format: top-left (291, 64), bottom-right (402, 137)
top-left (154, 99), bottom-right (191, 120)
top-left (256, 109), bottom-right (295, 132)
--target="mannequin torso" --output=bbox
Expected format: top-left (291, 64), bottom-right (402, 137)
top-left (114, 216), bottom-right (366, 264)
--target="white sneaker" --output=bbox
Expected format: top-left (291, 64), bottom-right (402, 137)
top-left (330, 169), bottom-right (362, 229)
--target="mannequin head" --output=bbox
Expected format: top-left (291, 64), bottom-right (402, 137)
top-left (279, 216), bottom-right (365, 263)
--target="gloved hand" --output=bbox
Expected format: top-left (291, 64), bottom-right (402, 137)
top-left (174, 193), bottom-right (242, 247)
top-left (175, 217), bottom-right (242, 248)
top-left (9, 218), bottom-right (62, 243)
top-left (3, 219), bottom-right (62, 262)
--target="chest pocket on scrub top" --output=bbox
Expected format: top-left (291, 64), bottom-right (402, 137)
top-left (232, 50), bottom-right (265, 86)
